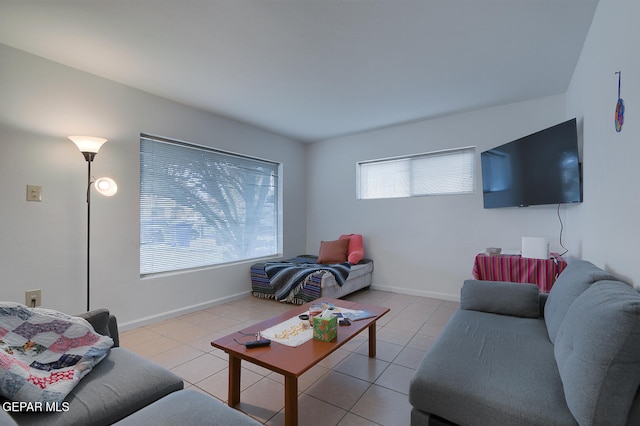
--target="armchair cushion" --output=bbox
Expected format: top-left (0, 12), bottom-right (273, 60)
top-left (8, 348), bottom-right (184, 426)
top-left (114, 389), bottom-right (261, 425)
top-left (461, 280), bottom-right (540, 318)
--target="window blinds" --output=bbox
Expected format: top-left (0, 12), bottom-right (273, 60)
top-left (140, 135), bottom-right (280, 275)
top-left (358, 148), bottom-right (475, 200)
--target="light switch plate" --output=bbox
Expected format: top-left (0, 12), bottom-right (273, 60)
top-left (26, 185), bottom-right (42, 202)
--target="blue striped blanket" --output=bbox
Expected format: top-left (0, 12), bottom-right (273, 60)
top-left (258, 256), bottom-right (350, 302)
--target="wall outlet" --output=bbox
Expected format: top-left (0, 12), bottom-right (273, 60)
top-left (25, 289), bottom-right (41, 307)
top-left (26, 185), bottom-right (42, 202)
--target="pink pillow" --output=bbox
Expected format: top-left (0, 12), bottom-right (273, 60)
top-left (317, 239), bottom-right (350, 264)
top-left (339, 234), bottom-right (365, 264)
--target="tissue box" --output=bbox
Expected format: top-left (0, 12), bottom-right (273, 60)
top-left (313, 315), bottom-right (337, 342)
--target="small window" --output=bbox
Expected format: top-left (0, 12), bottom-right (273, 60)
top-left (140, 135), bottom-right (280, 275)
top-left (357, 147), bottom-right (475, 200)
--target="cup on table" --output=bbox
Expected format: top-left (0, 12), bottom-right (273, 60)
top-left (308, 303), bottom-right (323, 325)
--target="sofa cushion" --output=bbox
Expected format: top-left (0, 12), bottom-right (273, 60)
top-left (9, 347), bottom-right (183, 426)
top-left (554, 280), bottom-right (640, 426)
top-left (317, 239), bottom-right (349, 264)
top-left (544, 260), bottom-right (616, 343)
top-left (339, 234), bottom-right (365, 264)
top-left (460, 280), bottom-right (540, 318)
top-left (113, 389), bottom-right (261, 425)
top-left (409, 309), bottom-right (577, 426)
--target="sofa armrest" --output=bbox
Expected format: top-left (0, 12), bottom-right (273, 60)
top-left (461, 280), bottom-right (541, 318)
top-left (76, 308), bottom-right (120, 347)
top-left (108, 314), bottom-right (120, 347)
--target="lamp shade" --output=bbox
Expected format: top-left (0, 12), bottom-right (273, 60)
top-left (94, 177), bottom-right (118, 196)
top-left (69, 136), bottom-right (107, 154)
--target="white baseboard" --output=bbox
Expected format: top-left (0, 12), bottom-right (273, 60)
top-left (118, 290), bottom-right (252, 331)
top-left (119, 285), bottom-right (460, 331)
top-left (369, 284), bottom-right (460, 303)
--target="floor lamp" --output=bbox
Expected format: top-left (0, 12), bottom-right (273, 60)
top-left (69, 136), bottom-right (118, 312)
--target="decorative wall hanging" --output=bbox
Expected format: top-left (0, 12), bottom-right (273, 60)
top-left (615, 71), bottom-right (624, 132)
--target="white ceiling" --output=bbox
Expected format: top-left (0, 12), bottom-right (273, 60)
top-left (0, 1), bottom-right (598, 142)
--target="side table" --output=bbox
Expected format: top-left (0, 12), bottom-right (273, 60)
top-left (472, 253), bottom-right (567, 293)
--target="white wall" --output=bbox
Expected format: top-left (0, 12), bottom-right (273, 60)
top-left (306, 95), bottom-right (575, 300)
top-left (0, 44), bottom-right (307, 326)
top-left (565, 0), bottom-right (640, 286)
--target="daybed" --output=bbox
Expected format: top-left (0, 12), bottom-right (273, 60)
top-left (251, 255), bottom-right (373, 304)
top-left (409, 260), bottom-right (640, 426)
top-left (251, 234), bottom-right (374, 304)
top-left (0, 306), bottom-right (260, 426)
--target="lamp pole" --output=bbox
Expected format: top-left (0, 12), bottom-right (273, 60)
top-left (69, 136), bottom-right (112, 312)
top-left (80, 149), bottom-right (97, 312)
top-left (86, 157), bottom-right (92, 312)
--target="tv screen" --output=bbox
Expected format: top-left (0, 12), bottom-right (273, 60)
top-left (481, 118), bottom-right (582, 208)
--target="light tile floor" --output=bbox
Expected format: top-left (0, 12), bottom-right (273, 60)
top-left (120, 289), bottom-right (458, 426)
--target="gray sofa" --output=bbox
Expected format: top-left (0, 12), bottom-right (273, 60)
top-left (409, 260), bottom-right (640, 426)
top-left (1, 309), bottom-right (259, 426)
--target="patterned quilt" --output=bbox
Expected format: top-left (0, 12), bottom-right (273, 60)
top-left (0, 302), bottom-right (114, 403)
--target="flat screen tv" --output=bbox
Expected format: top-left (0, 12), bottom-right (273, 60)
top-left (481, 118), bottom-right (582, 208)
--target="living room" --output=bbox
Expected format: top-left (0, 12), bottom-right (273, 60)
top-left (1, 0), bottom-right (639, 424)
top-left (2, 0), bottom-right (637, 327)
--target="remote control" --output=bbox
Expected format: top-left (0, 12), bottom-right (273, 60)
top-left (244, 339), bottom-right (271, 348)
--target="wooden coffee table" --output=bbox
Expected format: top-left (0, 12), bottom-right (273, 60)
top-left (211, 297), bottom-right (390, 426)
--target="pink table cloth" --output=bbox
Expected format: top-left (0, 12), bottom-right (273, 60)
top-left (472, 253), bottom-right (567, 293)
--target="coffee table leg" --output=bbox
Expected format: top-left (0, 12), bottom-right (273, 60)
top-left (228, 354), bottom-right (241, 407)
top-left (284, 374), bottom-right (298, 426)
top-left (368, 322), bottom-right (377, 358)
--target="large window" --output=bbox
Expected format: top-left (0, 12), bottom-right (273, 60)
top-left (357, 147), bottom-right (475, 199)
top-left (140, 135), bottom-right (280, 275)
